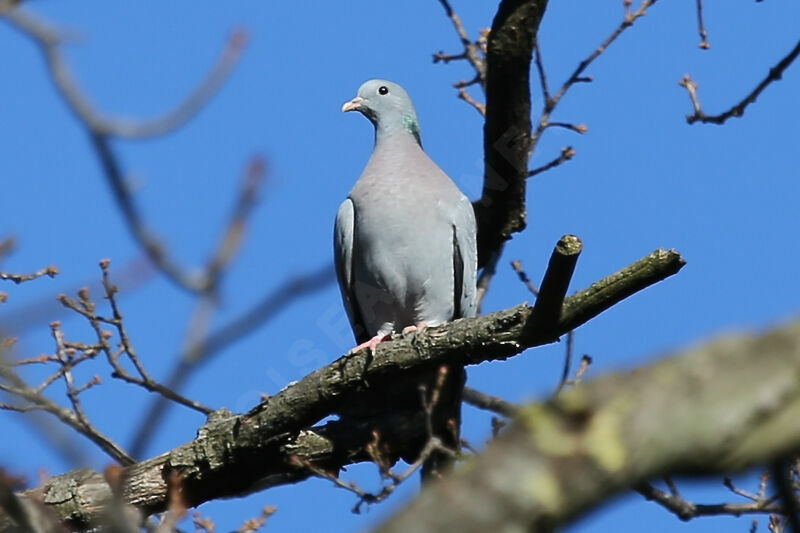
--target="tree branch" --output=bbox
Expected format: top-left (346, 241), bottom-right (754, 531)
top-left (681, 38), bottom-right (800, 125)
top-left (474, 0), bottom-right (546, 268)
top-left (0, 246), bottom-right (684, 529)
top-left (374, 316), bottom-right (800, 532)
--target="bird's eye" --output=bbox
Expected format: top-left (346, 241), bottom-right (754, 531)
top-left (378, 86), bottom-right (389, 95)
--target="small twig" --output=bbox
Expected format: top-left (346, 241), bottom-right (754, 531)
top-left (236, 506), bottom-right (277, 533)
top-left (531, 0), bottom-right (658, 155)
top-left (637, 482), bottom-right (783, 521)
top-left (457, 87), bottom-right (485, 116)
top-left (3, 9), bottom-right (247, 139)
top-left (129, 262), bottom-right (335, 457)
top-left (434, 0), bottom-right (486, 88)
top-left (695, 0), bottom-right (710, 49)
top-left (0, 265), bottom-right (58, 284)
top-left (293, 436), bottom-right (455, 514)
top-left (563, 354), bottom-right (593, 387)
top-left (475, 247), bottom-right (502, 314)
top-left (527, 147), bottom-right (576, 178)
top-left (510, 259), bottom-right (539, 297)
top-left (555, 330), bottom-right (575, 393)
top-left (726, 477), bottom-right (764, 501)
top-left (462, 386), bottom-right (518, 417)
top-left (56, 262), bottom-right (213, 415)
top-left (0, 362), bottom-right (134, 465)
top-left (680, 38), bottom-right (800, 125)
top-left (533, 43), bottom-right (551, 105)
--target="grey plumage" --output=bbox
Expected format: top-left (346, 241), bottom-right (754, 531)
top-left (335, 79), bottom-right (477, 478)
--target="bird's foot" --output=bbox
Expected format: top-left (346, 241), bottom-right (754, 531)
top-left (348, 334), bottom-right (390, 356)
top-left (401, 322), bottom-right (428, 335)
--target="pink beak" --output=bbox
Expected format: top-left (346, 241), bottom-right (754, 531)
top-left (341, 96), bottom-right (364, 113)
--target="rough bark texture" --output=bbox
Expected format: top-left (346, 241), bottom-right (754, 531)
top-left (475, 0), bottom-right (548, 267)
top-left (0, 249), bottom-right (684, 530)
top-left (375, 317), bottom-right (800, 533)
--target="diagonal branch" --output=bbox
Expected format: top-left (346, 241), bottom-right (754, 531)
top-left (0, 245), bottom-right (684, 529)
top-left (374, 316), bottom-right (800, 532)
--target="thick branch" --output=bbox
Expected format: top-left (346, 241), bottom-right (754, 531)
top-left (474, 0), bottom-right (547, 268)
top-left (0, 247), bottom-right (683, 529)
top-left (375, 316), bottom-right (800, 532)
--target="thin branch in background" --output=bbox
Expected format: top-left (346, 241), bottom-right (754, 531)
top-left (457, 87), bottom-right (486, 116)
top-left (555, 330), bottom-right (575, 393)
top-left (0, 238), bottom-right (14, 261)
top-left (0, 265), bottom-right (58, 284)
top-left (433, 0), bottom-right (488, 111)
top-left (88, 132), bottom-right (207, 293)
top-left (3, 8), bottom-right (249, 294)
top-left (53, 261), bottom-right (212, 416)
top-left (203, 156), bottom-right (267, 288)
top-left (434, 0), bottom-right (486, 88)
top-left (462, 386), bottom-right (518, 417)
top-left (2, 10), bottom-right (247, 140)
top-left (695, 0), bottom-right (710, 49)
top-left (475, 246), bottom-right (502, 314)
top-left (637, 482), bottom-right (783, 521)
top-left (236, 506), bottom-right (277, 533)
top-left (0, 361), bottom-right (134, 465)
top-left (680, 38), bottom-right (800, 125)
top-left (533, 43), bottom-right (551, 106)
top-left (129, 262), bottom-right (335, 458)
top-left (530, 0), bottom-right (658, 157)
top-left (0, 256), bottom-right (154, 335)
top-left (510, 260), bottom-right (539, 297)
top-left (527, 146), bottom-right (576, 178)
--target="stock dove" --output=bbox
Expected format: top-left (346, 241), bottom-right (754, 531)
top-left (335, 79), bottom-right (477, 479)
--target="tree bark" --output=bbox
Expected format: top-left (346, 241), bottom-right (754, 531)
top-left (374, 317), bottom-right (800, 533)
top-left (0, 248), bottom-right (683, 530)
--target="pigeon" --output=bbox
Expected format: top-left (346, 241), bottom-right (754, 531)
top-left (335, 79), bottom-right (477, 479)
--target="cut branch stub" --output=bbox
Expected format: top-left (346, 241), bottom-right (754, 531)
top-left (528, 234), bottom-right (582, 340)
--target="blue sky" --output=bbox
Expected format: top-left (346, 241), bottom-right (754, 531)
top-left (1, 1), bottom-right (798, 531)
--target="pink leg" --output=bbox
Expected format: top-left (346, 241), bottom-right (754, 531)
top-left (349, 333), bottom-right (390, 355)
top-left (401, 322), bottom-right (428, 335)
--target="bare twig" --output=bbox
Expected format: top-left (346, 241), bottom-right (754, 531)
top-left (530, 0), bottom-right (658, 156)
top-left (3, 8), bottom-right (250, 294)
top-left (695, 0), bottom-right (710, 49)
top-left (2, 10), bottom-right (247, 139)
top-left (527, 146), bottom-right (576, 178)
top-left (680, 38), bottom-right (800, 125)
top-left (555, 330), bottom-right (575, 393)
top-left (434, 0), bottom-right (487, 88)
top-left (457, 87), bottom-right (486, 116)
top-left (129, 262), bottom-right (335, 457)
top-left (462, 387), bottom-right (518, 417)
top-left (637, 483), bottom-right (782, 521)
top-left (509, 259), bottom-right (539, 297)
top-left (0, 265), bottom-right (58, 284)
top-left (56, 261), bottom-right (212, 415)
top-left (237, 506), bottom-right (277, 533)
top-left (0, 363), bottom-right (134, 465)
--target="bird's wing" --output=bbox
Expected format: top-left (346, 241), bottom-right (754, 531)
top-left (334, 198), bottom-right (369, 344)
top-left (451, 195), bottom-right (478, 319)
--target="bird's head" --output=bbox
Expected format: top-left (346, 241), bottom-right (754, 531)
top-left (342, 79), bottom-right (421, 144)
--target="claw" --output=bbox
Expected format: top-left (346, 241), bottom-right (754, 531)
top-left (348, 334), bottom-right (390, 356)
top-left (401, 322), bottom-right (428, 335)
